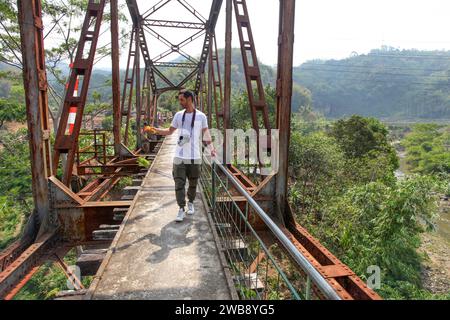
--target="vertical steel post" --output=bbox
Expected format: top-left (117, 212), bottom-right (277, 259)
top-left (122, 29), bottom-right (136, 146)
top-left (153, 95), bottom-right (159, 127)
top-left (17, 0), bottom-right (53, 238)
top-left (223, 0), bottom-right (232, 162)
top-left (275, 0), bottom-right (296, 225)
top-left (211, 162), bottom-right (216, 211)
top-left (209, 35), bottom-right (224, 130)
top-left (207, 61), bottom-right (213, 127)
top-left (111, 0), bottom-right (122, 155)
top-left (135, 25), bottom-right (142, 149)
top-left (149, 94), bottom-right (156, 127)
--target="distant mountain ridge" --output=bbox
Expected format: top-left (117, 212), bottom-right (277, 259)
top-left (3, 47), bottom-right (450, 120)
top-left (294, 47), bottom-right (450, 120)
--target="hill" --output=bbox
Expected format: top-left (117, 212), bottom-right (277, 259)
top-left (294, 47), bottom-right (450, 120)
top-left (4, 47), bottom-right (450, 121)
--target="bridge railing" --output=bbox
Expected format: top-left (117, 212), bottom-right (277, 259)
top-left (200, 156), bottom-right (342, 300)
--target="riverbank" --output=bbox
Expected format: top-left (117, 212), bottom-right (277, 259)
top-left (394, 143), bottom-right (449, 295)
top-left (420, 231), bottom-right (450, 294)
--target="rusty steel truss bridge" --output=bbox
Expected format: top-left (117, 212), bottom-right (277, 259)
top-left (0, 0), bottom-right (381, 300)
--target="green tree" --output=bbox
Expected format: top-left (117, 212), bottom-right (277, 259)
top-left (0, 98), bottom-right (25, 130)
top-left (403, 124), bottom-right (450, 174)
top-left (297, 175), bottom-right (444, 299)
top-left (291, 83), bottom-right (312, 112)
top-left (289, 131), bottom-right (346, 218)
top-left (329, 115), bottom-right (399, 170)
top-left (291, 106), bottom-right (329, 135)
top-left (0, 129), bottom-right (32, 250)
top-left (84, 91), bottom-right (109, 129)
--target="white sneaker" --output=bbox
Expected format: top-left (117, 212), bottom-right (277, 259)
top-left (175, 208), bottom-right (185, 222)
top-left (187, 202), bottom-right (195, 215)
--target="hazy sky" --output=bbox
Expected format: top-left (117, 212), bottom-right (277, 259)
top-left (94, 0), bottom-right (450, 69)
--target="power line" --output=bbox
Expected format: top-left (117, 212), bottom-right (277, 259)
top-left (363, 52), bottom-right (450, 60)
top-left (298, 62), bottom-right (450, 74)
top-left (298, 67), bottom-right (450, 84)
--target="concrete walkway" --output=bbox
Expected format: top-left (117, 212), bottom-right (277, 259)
top-left (90, 134), bottom-right (232, 300)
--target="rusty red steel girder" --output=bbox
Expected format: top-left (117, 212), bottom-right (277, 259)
top-left (0, 237), bottom-right (33, 273)
top-left (121, 27), bottom-right (137, 146)
top-left (53, 0), bottom-right (107, 186)
top-left (222, 0), bottom-right (232, 157)
top-left (232, 0), bottom-right (271, 150)
top-left (143, 19), bottom-right (205, 29)
top-left (194, 0), bottom-right (223, 94)
top-left (17, 0), bottom-right (54, 240)
top-left (209, 33), bottom-right (225, 130)
top-left (0, 232), bottom-right (58, 299)
top-left (141, 68), bottom-right (152, 124)
top-left (135, 25), bottom-right (143, 148)
top-left (111, 0), bottom-right (122, 155)
top-left (284, 221), bottom-right (382, 300)
top-left (275, 0), bottom-right (296, 226)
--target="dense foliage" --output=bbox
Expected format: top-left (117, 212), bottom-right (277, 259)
top-left (288, 112), bottom-right (448, 300)
top-left (228, 85), bottom-right (448, 299)
top-left (402, 124), bottom-right (450, 175)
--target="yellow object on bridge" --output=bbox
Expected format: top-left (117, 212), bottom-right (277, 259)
top-left (143, 126), bottom-right (157, 135)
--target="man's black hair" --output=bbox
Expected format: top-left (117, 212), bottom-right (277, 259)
top-left (179, 89), bottom-right (195, 101)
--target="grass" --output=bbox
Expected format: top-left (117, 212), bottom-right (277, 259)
top-left (0, 197), bottom-right (27, 251)
top-left (13, 248), bottom-right (93, 300)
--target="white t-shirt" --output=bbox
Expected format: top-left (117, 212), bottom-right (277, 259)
top-left (171, 109), bottom-right (208, 160)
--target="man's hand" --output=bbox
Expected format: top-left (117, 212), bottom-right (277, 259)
top-left (210, 146), bottom-right (217, 158)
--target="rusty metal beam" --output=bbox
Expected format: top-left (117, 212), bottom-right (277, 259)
top-left (275, 0), bottom-right (296, 226)
top-left (125, 0), bottom-right (143, 24)
top-left (135, 25), bottom-right (142, 149)
top-left (285, 221), bottom-right (382, 300)
top-left (136, 25), bottom-right (157, 92)
top-left (0, 232), bottom-right (57, 299)
top-left (53, 0), bottom-right (106, 186)
top-left (223, 0), bottom-right (232, 159)
top-left (232, 0), bottom-right (271, 146)
top-left (143, 19), bottom-right (204, 29)
top-left (207, 57), bottom-right (213, 126)
top-left (142, 0), bottom-right (172, 20)
top-left (153, 62), bottom-right (198, 68)
top-left (177, 0), bottom-right (207, 23)
top-left (0, 237), bottom-right (33, 273)
top-left (194, 0), bottom-right (223, 93)
top-left (126, 0), bottom-right (157, 92)
top-left (122, 29), bottom-right (136, 146)
top-left (17, 0), bottom-right (53, 239)
top-left (143, 25), bottom-right (201, 64)
top-left (209, 34), bottom-right (224, 130)
top-left (151, 30), bottom-right (206, 64)
top-left (54, 254), bottom-right (85, 291)
top-left (142, 69), bottom-right (151, 123)
top-left (111, 0), bottom-right (122, 155)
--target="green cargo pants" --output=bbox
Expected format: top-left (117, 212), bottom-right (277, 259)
top-left (172, 160), bottom-right (201, 209)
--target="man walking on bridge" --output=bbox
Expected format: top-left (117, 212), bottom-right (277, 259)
top-left (146, 89), bottom-right (216, 222)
